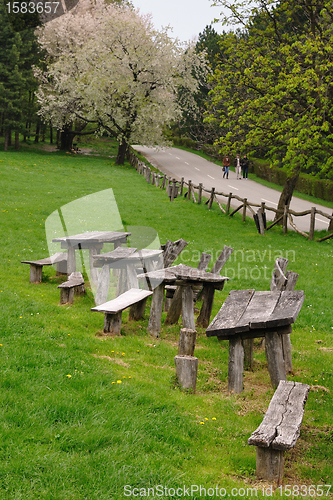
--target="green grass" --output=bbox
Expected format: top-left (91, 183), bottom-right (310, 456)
top-left (1, 139), bottom-right (333, 499)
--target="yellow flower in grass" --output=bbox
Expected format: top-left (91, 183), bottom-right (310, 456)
top-left (204, 418), bottom-right (209, 421)
top-left (116, 380), bottom-right (122, 384)
top-left (112, 382), bottom-right (116, 384)
top-left (66, 374), bottom-right (71, 378)
top-left (200, 422), bottom-right (205, 425)
top-left (212, 417), bottom-right (216, 421)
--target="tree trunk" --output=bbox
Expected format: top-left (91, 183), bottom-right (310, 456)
top-left (116, 140), bottom-right (128, 165)
top-left (4, 130), bottom-right (10, 151)
top-left (35, 120), bottom-right (40, 143)
top-left (60, 124), bottom-right (74, 150)
top-left (15, 131), bottom-right (19, 150)
top-left (275, 167), bottom-right (301, 222)
top-left (8, 130), bottom-right (11, 147)
top-left (50, 125), bottom-right (53, 144)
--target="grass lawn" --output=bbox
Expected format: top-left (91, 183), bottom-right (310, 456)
top-left (1, 140), bottom-right (333, 499)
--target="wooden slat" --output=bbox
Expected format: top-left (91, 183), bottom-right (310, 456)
top-left (206, 289), bottom-right (255, 337)
top-left (91, 288), bottom-right (153, 314)
top-left (272, 382), bottom-right (310, 450)
top-left (248, 381), bottom-right (310, 451)
top-left (211, 246), bottom-right (234, 274)
top-left (266, 291), bottom-right (305, 328)
top-left (93, 247), bottom-right (137, 267)
top-left (21, 252), bottom-right (67, 266)
top-left (237, 291), bottom-right (281, 331)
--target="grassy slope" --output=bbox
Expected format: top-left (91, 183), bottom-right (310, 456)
top-left (1, 143), bottom-right (333, 499)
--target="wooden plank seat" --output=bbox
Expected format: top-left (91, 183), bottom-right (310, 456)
top-left (57, 272), bottom-right (85, 304)
top-left (248, 380), bottom-right (310, 485)
top-left (91, 288), bottom-right (153, 335)
top-left (21, 252), bottom-right (68, 283)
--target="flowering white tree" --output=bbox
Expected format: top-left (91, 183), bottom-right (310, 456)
top-left (36, 0), bottom-right (206, 163)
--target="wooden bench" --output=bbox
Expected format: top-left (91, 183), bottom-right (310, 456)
top-left (21, 252), bottom-right (68, 283)
top-left (248, 380), bottom-right (310, 485)
top-left (57, 272), bottom-right (85, 304)
top-left (91, 288), bottom-right (153, 335)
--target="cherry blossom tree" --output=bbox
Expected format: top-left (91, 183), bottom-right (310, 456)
top-left (36, 0), bottom-right (206, 163)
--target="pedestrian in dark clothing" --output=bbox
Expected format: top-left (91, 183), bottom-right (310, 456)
top-left (222, 154), bottom-right (231, 179)
top-left (241, 154), bottom-right (249, 179)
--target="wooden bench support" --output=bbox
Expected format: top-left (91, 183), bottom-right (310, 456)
top-left (58, 272), bottom-right (85, 305)
top-left (174, 355), bottom-right (198, 393)
top-left (265, 332), bottom-right (287, 389)
top-left (22, 252), bottom-right (68, 283)
top-left (92, 288), bottom-right (153, 336)
top-left (147, 283), bottom-right (165, 338)
top-left (228, 335), bottom-right (244, 393)
top-left (248, 380), bottom-right (310, 485)
top-left (178, 328), bottom-right (196, 356)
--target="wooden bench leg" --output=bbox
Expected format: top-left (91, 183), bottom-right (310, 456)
top-left (256, 446), bottom-right (285, 485)
top-left (282, 334), bottom-right (293, 373)
top-left (29, 264), bottom-right (43, 283)
top-left (104, 311), bottom-right (122, 335)
top-left (178, 328), bottom-right (196, 356)
top-left (174, 355), bottom-right (198, 393)
top-left (196, 284), bottom-right (215, 328)
top-left (165, 286), bottom-right (183, 325)
top-left (74, 284), bottom-right (86, 296)
top-left (265, 332), bottom-right (287, 389)
top-left (243, 338), bottom-right (254, 370)
top-left (95, 264), bottom-right (110, 306)
top-left (228, 335), bottom-right (244, 393)
top-left (147, 283), bottom-right (165, 338)
top-left (60, 288), bottom-right (74, 305)
top-left (181, 286), bottom-right (195, 330)
top-left (129, 297), bottom-right (148, 321)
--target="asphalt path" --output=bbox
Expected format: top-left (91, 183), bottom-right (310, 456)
top-left (133, 145), bottom-right (332, 233)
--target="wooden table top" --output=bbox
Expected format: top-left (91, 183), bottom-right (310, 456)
top-left (93, 247), bottom-right (162, 267)
top-left (206, 289), bottom-right (305, 339)
top-left (137, 263), bottom-right (229, 285)
top-left (52, 231), bottom-right (131, 246)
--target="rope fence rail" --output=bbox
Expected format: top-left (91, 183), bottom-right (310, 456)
top-left (127, 148), bottom-right (333, 243)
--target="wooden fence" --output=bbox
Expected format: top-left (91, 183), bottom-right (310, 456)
top-left (127, 148), bottom-right (333, 242)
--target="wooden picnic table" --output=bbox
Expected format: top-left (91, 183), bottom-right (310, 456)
top-left (93, 247), bottom-right (163, 305)
top-left (137, 263), bottom-right (229, 337)
top-left (52, 230), bottom-right (131, 277)
top-left (206, 289), bottom-right (305, 392)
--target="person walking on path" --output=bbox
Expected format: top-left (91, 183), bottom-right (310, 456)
top-left (222, 154), bottom-right (231, 179)
top-left (241, 154), bottom-right (249, 179)
top-left (235, 153), bottom-right (242, 179)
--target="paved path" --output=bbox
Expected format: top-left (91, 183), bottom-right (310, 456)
top-left (133, 145), bottom-right (332, 233)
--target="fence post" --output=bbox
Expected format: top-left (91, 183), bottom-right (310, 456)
top-left (187, 180), bottom-right (192, 201)
top-left (226, 192), bottom-right (232, 213)
top-left (208, 187), bottom-right (215, 209)
top-left (180, 177), bottom-right (184, 196)
top-left (198, 183), bottom-right (203, 204)
top-left (242, 198), bottom-right (247, 222)
top-left (309, 207), bottom-right (316, 240)
top-left (161, 174), bottom-right (166, 189)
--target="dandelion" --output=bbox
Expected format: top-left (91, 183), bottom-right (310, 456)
top-left (204, 418), bottom-right (209, 421)
top-left (129, 376), bottom-right (132, 379)
top-left (212, 417), bottom-right (216, 421)
top-left (66, 374), bottom-right (71, 378)
top-left (137, 350), bottom-right (140, 352)
top-left (112, 382), bottom-right (115, 384)
top-left (111, 351), bottom-right (114, 353)
top-left (117, 380), bottom-right (122, 384)
top-left (122, 353), bottom-right (125, 356)
top-left (200, 422), bottom-right (205, 425)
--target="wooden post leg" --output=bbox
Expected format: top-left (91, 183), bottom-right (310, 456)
top-left (129, 297), bottom-right (148, 321)
top-left (228, 335), bottom-right (244, 393)
top-left (30, 264), bottom-right (43, 283)
top-left (95, 264), bottom-right (110, 306)
top-left (60, 288), bottom-right (74, 305)
top-left (196, 284), bottom-right (215, 328)
top-left (165, 286), bottom-right (183, 325)
top-left (282, 334), bottom-right (293, 373)
top-left (181, 286), bottom-right (195, 330)
top-left (265, 332), bottom-right (287, 389)
top-left (147, 283), bottom-right (165, 338)
top-left (243, 338), bottom-right (254, 370)
top-left (256, 446), bottom-right (285, 485)
top-left (104, 311), bottom-right (122, 335)
top-left (126, 263), bottom-right (139, 290)
top-left (178, 328), bottom-right (196, 356)
top-left (174, 355), bottom-right (198, 393)
top-left (116, 268), bottom-right (127, 296)
top-left (89, 247), bottom-right (100, 286)
top-left (67, 246), bottom-right (76, 274)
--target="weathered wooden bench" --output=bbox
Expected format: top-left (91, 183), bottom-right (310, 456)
top-left (91, 288), bottom-right (153, 335)
top-left (57, 272), bottom-right (85, 304)
top-left (21, 252), bottom-right (68, 283)
top-left (248, 380), bottom-right (310, 485)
